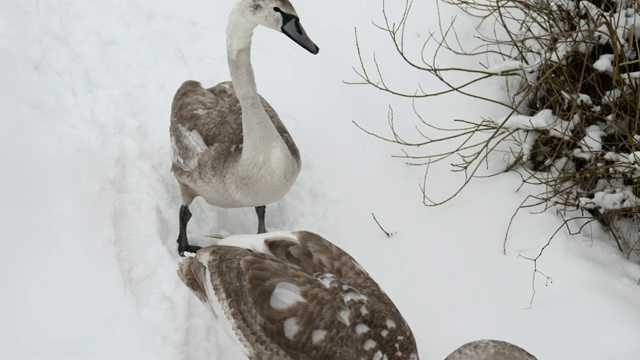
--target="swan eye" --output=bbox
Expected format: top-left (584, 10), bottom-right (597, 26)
top-left (273, 7), bottom-right (281, 12)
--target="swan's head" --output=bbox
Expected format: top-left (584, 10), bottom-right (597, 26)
top-left (243, 0), bottom-right (319, 54)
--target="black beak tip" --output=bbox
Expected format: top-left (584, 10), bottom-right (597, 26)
top-left (281, 17), bottom-right (319, 55)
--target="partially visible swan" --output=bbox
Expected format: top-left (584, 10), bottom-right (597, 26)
top-left (178, 231), bottom-right (419, 359)
top-left (170, 0), bottom-right (319, 256)
top-left (177, 231), bottom-right (538, 360)
top-left (445, 339), bottom-right (537, 360)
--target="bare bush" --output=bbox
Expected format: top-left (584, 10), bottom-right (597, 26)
top-left (352, 0), bottom-right (640, 258)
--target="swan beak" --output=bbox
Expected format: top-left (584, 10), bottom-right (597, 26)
top-left (282, 18), bottom-right (319, 55)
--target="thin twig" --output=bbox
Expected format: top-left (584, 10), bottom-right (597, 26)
top-left (372, 213), bottom-right (394, 237)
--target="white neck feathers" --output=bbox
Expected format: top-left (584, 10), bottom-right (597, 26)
top-left (226, 4), bottom-right (284, 157)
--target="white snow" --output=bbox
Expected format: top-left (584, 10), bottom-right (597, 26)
top-left (486, 60), bottom-right (526, 75)
top-left (495, 109), bottom-right (578, 139)
top-left (624, 71), bottom-right (640, 80)
top-left (581, 190), bottom-right (622, 209)
top-left (3, 0), bottom-right (640, 359)
top-left (593, 54), bottom-right (614, 72)
top-left (576, 124), bottom-right (606, 159)
top-left (603, 88), bottom-right (622, 104)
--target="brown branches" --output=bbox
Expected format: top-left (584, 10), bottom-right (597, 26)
top-left (372, 213), bottom-right (394, 238)
top-left (351, 0), bottom-right (640, 261)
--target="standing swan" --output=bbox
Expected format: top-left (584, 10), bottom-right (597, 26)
top-left (177, 231), bottom-right (538, 360)
top-left (170, 0), bottom-right (319, 256)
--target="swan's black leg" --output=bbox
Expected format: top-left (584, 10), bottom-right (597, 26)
top-left (255, 205), bottom-right (267, 234)
top-left (177, 205), bottom-right (200, 256)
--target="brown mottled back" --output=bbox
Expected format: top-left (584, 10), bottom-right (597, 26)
top-left (179, 231), bottom-right (419, 360)
top-left (445, 339), bottom-right (538, 360)
top-left (170, 80), bottom-right (299, 163)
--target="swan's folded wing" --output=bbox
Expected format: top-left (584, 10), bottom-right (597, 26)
top-left (202, 246), bottom-right (350, 359)
top-left (445, 340), bottom-right (537, 360)
top-left (170, 123), bottom-right (209, 171)
top-left (193, 232), bottom-right (418, 360)
top-left (170, 80), bottom-right (243, 171)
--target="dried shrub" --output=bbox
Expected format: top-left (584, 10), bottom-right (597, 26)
top-left (353, 0), bottom-right (640, 258)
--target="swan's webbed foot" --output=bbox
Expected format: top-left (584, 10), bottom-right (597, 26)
top-left (177, 205), bottom-right (200, 256)
top-left (255, 205), bottom-right (267, 234)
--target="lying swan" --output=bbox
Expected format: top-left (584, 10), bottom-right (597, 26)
top-left (170, 0), bottom-right (318, 256)
top-left (445, 339), bottom-right (537, 360)
top-left (177, 231), bottom-right (537, 360)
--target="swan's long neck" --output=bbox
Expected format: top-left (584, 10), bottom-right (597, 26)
top-left (227, 7), bottom-right (283, 157)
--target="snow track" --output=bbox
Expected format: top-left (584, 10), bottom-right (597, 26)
top-left (3, 0), bottom-right (640, 359)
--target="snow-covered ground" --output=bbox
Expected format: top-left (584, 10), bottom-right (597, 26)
top-left (2, 0), bottom-right (640, 359)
